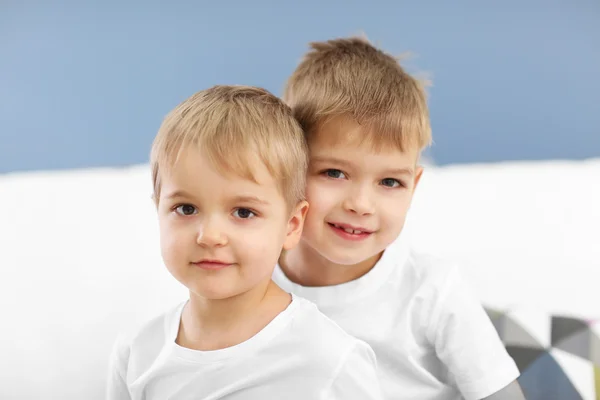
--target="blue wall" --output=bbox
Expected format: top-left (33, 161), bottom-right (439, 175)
top-left (1, 1), bottom-right (599, 173)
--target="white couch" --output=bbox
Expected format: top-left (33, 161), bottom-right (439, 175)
top-left (1, 159), bottom-right (598, 400)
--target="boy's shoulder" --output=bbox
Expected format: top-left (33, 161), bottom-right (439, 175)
top-left (387, 244), bottom-right (521, 398)
top-left (408, 248), bottom-right (462, 285)
top-left (110, 302), bottom-right (183, 365)
top-left (381, 238), bottom-right (484, 327)
top-left (284, 296), bottom-right (378, 391)
top-left (387, 242), bottom-right (493, 337)
top-left (386, 237), bottom-right (463, 294)
top-left (288, 295), bottom-right (374, 354)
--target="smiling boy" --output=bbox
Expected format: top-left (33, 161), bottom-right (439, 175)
top-left (274, 37), bottom-right (524, 400)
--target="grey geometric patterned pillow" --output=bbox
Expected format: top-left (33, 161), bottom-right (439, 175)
top-left (484, 307), bottom-right (600, 400)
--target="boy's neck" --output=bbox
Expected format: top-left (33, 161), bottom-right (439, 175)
top-left (280, 241), bottom-right (383, 287)
top-left (177, 279), bottom-right (291, 351)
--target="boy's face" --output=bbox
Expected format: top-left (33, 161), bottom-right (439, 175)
top-left (301, 117), bottom-right (423, 268)
top-left (156, 147), bottom-right (307, 300)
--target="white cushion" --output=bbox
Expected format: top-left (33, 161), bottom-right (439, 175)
top-left (1, 159), bottom-right (598, 399)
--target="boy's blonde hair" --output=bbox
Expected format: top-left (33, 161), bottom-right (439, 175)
top-left (284, 36), bottom-right (432, 152)
top-left (151, 85), bottom-right (308, 208)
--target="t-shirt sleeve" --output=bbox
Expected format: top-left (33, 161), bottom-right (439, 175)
top-left (425, 264), bottom-right (520, 400)
top-left (106, 335), bottom-right (132, 400)
top-left (324, 341), bottom-right (384, 400)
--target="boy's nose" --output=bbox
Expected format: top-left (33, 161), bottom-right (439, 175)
top-left (342, 188), bottom-right (375, 216)
top-left (196, 219), bottom-right (228, 247)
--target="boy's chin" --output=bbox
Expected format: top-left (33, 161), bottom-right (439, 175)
top-left (187, 282), bottom-right (247, 301)
top-left (321, 247), bottom-right (382, 268)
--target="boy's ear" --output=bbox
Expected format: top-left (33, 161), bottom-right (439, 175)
top-left (283, 200), bottom-right (309, 250)
top-left (412, 166), bottom-right (424, 192)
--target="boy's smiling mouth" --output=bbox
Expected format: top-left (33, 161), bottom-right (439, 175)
top-left (327, 222), bottom-right (374, 240)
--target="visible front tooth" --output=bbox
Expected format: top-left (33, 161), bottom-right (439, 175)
top-left (343, 228), bottom-right (363, 234)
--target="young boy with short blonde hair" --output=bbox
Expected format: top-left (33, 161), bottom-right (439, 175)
top-left (275, 37), bottom-right (524, 400)
top-left (107, 85), bottom-right (383, 400)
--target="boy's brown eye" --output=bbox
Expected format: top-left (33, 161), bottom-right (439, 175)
top-left (175, 204), bottom-right (197, 216)
top-left (233, 208), bottom-right (256, 219)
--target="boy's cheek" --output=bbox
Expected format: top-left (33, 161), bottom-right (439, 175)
top-left (386, 195), bottom-right (411, 215)
top-left (305, 181), bottom-right (337, 207)
top-left (382, 200), bottom-right (411, 230)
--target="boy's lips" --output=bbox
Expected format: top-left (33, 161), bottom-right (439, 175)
top-left (191, 259), bottom-right (234, 270)
top-left (327, 222), bottom-right (374, 241)
top-left (327, 222), bottom-right (374, 234)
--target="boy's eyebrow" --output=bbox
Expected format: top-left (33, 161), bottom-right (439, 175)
top-left (311, 156), bottom-right (414, 176)
top-left (232, 195), bottom-right (271, 206)
top-left (384, 167), bottom-right (415, 176)
top-left (164, 190), bottom-right (195, 200)
top-left (311, 156), bottom-right (353, 169)
top-left (164, 191), bottom-right (270, 205)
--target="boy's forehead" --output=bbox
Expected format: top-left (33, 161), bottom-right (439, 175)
top-left (307, 114), bottom-right (422, 166)
top-left (309, 130), bottom-right (420, 166)
top-left (159, 148), bottom-right (280, 197)
top-left (309, 144), bottom-right (419, 169)
top-left (310, 115), bottom-right (416, 150)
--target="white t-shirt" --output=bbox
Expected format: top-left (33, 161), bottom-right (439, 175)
top-left (273, 237), bottom-right (520, 400)
top-left (106, 294), bottom-right (383, 400)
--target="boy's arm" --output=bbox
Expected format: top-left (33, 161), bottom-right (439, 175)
top-left (426, 264), bottom-right (521, 400)
top-left (325, 341), bottom-right (384, 400)
top-left (482, 380), bottom-right (525, 400)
